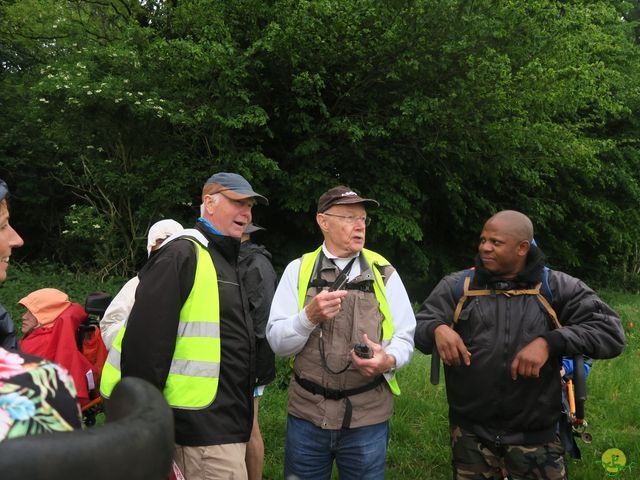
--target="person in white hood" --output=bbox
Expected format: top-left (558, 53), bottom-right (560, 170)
top-left (100, 219), bottom-right (183, 349)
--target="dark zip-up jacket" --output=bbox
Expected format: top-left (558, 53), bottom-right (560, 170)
top-left (414, 247), bottom-right (625, 445)
top-left (121, 222), bottom-right (255, 446)
top-left (238, 241), bottom-right (277, 387)
top-left (0, 304), bottom-right (18, 351)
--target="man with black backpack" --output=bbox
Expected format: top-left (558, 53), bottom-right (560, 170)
top-left (414, 210), bottom-right (625, 480)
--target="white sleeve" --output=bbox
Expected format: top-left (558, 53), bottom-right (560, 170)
top-left (100, 276), bottom-right (139, 350)
top-left (266, 259), bottom-right (317, 357)
top-left (383, 270), bottom-right (416, 370)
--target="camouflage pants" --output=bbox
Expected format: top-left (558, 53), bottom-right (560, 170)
top-left (450, 425), bottom-right (567, 480)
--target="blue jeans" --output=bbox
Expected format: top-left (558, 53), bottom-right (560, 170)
top-left (284, 414), bottom-right (389, 480)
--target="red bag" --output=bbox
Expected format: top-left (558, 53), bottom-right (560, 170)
top-left (81, 325), bottom-right (108, 388)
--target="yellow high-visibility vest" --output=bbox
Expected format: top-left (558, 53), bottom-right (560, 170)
top-left (100, 238), bottom-right (221, 409)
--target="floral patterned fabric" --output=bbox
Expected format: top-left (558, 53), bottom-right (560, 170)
top-left (0, 347), bottom-right (82, 440)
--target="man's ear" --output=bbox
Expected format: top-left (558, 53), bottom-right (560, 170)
top-left (203, 194), bottom-right (216, 215)
top-left (517, 240), bottom-right (531, 257)
top-left (317, 213), bottom-right (329, 233)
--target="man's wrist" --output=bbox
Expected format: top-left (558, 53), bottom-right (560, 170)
top-left (383, 354), bottom-right (396, 373)
top-left (541, 331), bottom-right (565, 356)
top-left (432, 322), bottom-right (449, 338)
top-left (298, 307), bottom-right (317, 331)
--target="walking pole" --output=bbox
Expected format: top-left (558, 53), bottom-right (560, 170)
top-left (573, 355), bottom-right (586, 425)
top-left (430, 349), bottom-right (440, 385)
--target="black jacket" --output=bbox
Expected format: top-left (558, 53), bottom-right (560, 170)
top-left (0, 304), bottom-right (18, 351)
top-left (414, 247), bottom-right (625, 445)
top-left (121, 222), bottom-right (254, 446)
top-left (238, 241), bottom-right (277, 386)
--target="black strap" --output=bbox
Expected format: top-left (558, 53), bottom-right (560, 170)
top-left (343, 398), bottom-right (352, 429)
top-left (344, 282), bottom-right (373, 292)
top-left (309, 278), bottom-right (330, 288)
top-left (329, 257), bottom-right (356, 291)
top-left (294, 373), bottom-right (383, 400)
top-left (319, 335), bottom-right (351, 375)
top-left (294, 374), bottom-right (384, 428)
top-left (308, 253), bottom-right (356, 291)
top-left (310, 262), bottom-right (372, 291)
top-left (315, 256), bottom-right (359, 375)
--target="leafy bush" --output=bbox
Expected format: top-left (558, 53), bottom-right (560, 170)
top-left (0, 261), bottom-right (127, 332)
top-left (2, 0), bottom-right (640, 288)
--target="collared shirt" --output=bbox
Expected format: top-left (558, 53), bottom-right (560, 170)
top-left (197, 217), bottom-right (224, 236)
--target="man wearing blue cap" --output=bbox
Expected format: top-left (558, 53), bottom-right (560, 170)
top-left (106, 173), bottom-right (268, 480)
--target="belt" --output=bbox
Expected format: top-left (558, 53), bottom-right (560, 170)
top-left (294, 373), bottom-right (384, 428)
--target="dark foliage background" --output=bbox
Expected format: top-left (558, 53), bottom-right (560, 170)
top-left (2, 0), bottom-right (640, 299)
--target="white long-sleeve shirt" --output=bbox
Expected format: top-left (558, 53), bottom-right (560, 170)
top-left (100, 276), bottom-right (139, 350)
top-left (266, 244), bottom-right (416, 370)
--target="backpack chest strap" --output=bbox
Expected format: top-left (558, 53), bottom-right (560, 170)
top-left (453, 276), bottom-right (561, 329)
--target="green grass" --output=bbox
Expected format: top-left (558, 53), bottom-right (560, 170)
top-left (2, 264), bottom-right (638, 478)
top-left (260, 294), bottom-right (640, 480)
top-left (0, 261), bottom-right (127, 326)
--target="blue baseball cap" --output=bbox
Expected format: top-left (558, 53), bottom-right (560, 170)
top-left (205, 172), bottom-right (268, 206)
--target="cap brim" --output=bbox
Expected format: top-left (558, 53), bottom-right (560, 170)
top-left (245, 223), bottom-right (266, 234)
top-left (220, 189), bottom-right (269, 206)
top-left (333, 198), bottom-right (379, 208)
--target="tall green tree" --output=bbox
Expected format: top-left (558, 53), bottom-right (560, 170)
top-left (1, 0), bottom-right (639, 293)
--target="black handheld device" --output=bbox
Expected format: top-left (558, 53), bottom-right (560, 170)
top-left (329, 272), bottom-right (349, 292)
top-left (354, 343), bottom-right (373, 359)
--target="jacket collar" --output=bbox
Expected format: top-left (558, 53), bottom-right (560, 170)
top-left (473, 245), bottom-right (546, 289)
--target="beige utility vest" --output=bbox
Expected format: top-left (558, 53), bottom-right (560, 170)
top-left (290, 252), bottom-right (394, 429)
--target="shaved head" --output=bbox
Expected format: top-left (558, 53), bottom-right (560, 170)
top-left (485, 210), bottom-right (533, 243)
top-left (478, 210), bottom-right (534, 277)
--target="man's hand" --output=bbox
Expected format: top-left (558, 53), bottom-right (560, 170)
top-left (435, 324), bottom-right (471, 367)
top-left (304, 290), bottom-right (348, 325)
top-left (510, 337), bottom-right (549, 380)
top-left (351, 333), bottom-right (396, 377)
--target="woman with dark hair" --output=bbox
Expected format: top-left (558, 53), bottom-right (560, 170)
top-left (0, 179), bottom-right (82, 441)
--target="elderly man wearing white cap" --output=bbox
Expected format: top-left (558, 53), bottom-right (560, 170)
top-left (101, 173), bottom-right (268, 480)
top-left (100, 219), bottom-right (184, 350)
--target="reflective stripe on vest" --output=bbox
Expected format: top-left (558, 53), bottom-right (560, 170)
top-left (100, 239), bottom-right (221, 409)
top-left (297, 247), bottom-right (401, 395)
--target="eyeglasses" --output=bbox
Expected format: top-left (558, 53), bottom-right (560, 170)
top-left (321, 212), bottom-right (371, 226)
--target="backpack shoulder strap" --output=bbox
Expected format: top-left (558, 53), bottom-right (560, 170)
top-left (535, 266), bottom-right (561, 329)
top-left (453, 268), bottom-right (473, 303)
top-left (541, 266), bottom-right (553, 303)
top-left (452, 266), bottom-right (561, 329)
top-left (452, 269), bottom-right (488, 324)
